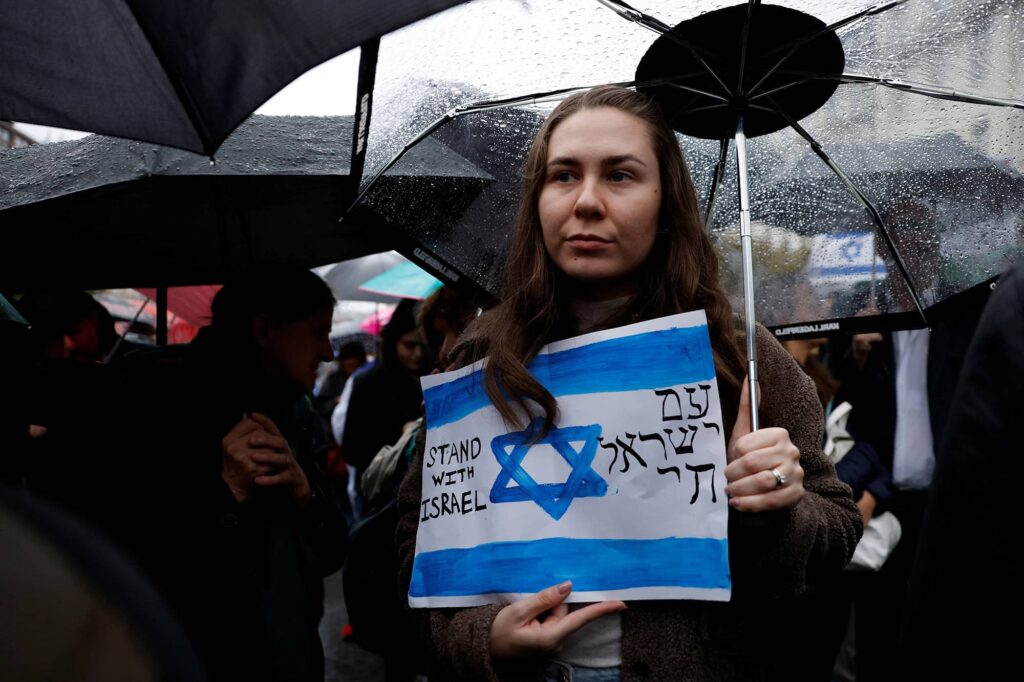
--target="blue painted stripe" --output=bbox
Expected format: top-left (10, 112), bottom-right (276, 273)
top-left (811, 265), bottom-right (887, 276)
top-left (424, 325), bottom-right (715, 428)
top-left (409, 536), bottom-right (730, 597)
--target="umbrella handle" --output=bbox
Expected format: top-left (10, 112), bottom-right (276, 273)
top-left (734, 117), bottom-right (760, 431)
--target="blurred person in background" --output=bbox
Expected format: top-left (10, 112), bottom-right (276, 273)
top-left (13, 291), bottom-right (121, 499)
top-left (418, 287), bottom-right (478, 372)
top-left (784, 336), bottom-right (896, 681)
top-left (314, 341), bottom-right (368, 432)
top-left (902, 257), bottom-right (1024, 680)
top-left (343, 286), bottom-right (477, 682)
top-left (334, 299), bottom-right (425, 517)
top-left (834, 201), bottom-right (988, 677)
top-left (314, 340), bottom-right (369, 523)
top-left (74, 264), bottom-right (348, 682)
top-left (15, 290), bottom-right (118, 364)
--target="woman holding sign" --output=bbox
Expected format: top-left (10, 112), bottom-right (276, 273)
top-left (397, 86), bottom-right (861, 682)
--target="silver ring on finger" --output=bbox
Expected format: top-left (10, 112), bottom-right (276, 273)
top-left (769, 468), bottom-right (786, 488)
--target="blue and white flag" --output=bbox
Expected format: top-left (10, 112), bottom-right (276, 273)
top-left (807, 231), bottom-right (887, 287)
top-left (410, 310), bottom-right (731, 607)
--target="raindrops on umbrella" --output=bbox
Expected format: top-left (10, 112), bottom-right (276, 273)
top-left (352, 0), bottom-right (1024, 338)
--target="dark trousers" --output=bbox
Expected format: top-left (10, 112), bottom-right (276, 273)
top-left (853, 489), bottom-right (928, 681)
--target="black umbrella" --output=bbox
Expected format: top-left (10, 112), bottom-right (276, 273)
top-left (0, 0), bottom-right (471, 154)
top-left (0, 115), bottom-right (490, 291)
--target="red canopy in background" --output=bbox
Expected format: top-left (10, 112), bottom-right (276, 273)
top-left (135, 286), bottom-right (219, 328)
top-left (135, 286), bottom-right (220, 344)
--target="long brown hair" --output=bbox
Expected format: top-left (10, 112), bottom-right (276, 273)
top-left (477, 86), bottom-right (745, 432)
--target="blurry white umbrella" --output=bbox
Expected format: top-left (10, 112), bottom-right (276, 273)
top-left (321, 251), bottom-right (407, 303)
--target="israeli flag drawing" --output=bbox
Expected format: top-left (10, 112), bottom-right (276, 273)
top-left (410, 310), bottom-right (731, 607)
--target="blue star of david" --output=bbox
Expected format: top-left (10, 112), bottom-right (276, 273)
top-left (840, 239), bottom-right (863, 262)
top-left (489, 417), bottom-right (608, 520)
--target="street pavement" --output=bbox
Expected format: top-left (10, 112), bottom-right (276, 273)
top-left (320, 568), bottom-right (386, 682)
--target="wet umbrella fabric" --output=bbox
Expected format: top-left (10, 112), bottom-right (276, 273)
top-left (354, 0), bottom-right (1024, 339)
top-left (0, 115), bottom-right (490, 291)
top-left (0, 0), bottom-right (471, 154)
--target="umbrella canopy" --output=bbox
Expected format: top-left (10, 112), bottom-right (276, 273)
top-left (322, 251), bottom-right (408, 304)
top-left (92, 287), bottom-right (216, 345)
top-left (353, 0), bottom-right (1024, 338)
top-left (750, 133), bottom-right (1023, 234)
top-left (360, 304), bottom-right (397, 335)
top-left (135, 286), bottom-right (219, 329)
top-left (359, 261), bottom-right (443, 300)
top-left (723, 131), bottom-right (1024, 334)
top-left (0, 115), bottom-right (490, 290)
top-left (0, 0), bottom-right (471, 154)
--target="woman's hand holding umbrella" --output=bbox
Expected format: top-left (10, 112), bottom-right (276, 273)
top-left (724, 379), bottom-right (805, 512)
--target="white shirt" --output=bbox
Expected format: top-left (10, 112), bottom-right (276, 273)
top-left (330, 376), bottom-right (355, 445)
top-left (556, 297), bottom-right (627, 668)
top-left (892, 329), bottom-right (935, 490)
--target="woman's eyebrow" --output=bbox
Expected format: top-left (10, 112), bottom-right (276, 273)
top-left (603, 154), bottom-right (646, 167)
top-left (546, 156), bottom-right (579, 168)
top-left (547, 153), bottom-right (647, 168)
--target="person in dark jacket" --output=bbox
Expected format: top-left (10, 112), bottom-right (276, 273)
top-left (85, 264), bottom-right (348, 682)
top-left (831, 203), bottom-right (990, 679)
top-left (902, 258), bottom-right (1023, 680)
top-left (784, 336), bottom-right (896, 681)
top-left (313, 341), bottom-right (368, 432)
top-left (338, 299), bottom-right (425, 489)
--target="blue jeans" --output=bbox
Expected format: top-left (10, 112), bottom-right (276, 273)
top-left (543, 661), bottom-right (621, 682)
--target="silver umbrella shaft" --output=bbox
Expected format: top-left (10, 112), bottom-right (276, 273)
top-left (734, 117), bottom-right (760, 431)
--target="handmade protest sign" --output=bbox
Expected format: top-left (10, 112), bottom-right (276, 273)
top-left (409, 310), bottom-right (730, 608)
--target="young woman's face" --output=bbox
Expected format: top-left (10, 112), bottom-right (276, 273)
top-left (538, 107), bottom-right (662, 299)
top-left (395, 329), bottom-right (424, 375)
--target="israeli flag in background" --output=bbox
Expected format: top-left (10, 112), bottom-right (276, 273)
top-left (807, 231), bottom-right (888, 287)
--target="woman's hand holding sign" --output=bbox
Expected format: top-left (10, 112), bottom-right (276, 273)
top-left (489, 581), bottom-right (626, 659)
top-left (724, 379), bottom-right (805, 512)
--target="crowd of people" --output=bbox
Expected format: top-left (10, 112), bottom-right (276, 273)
top-left (1, 84), bottom-right (1019, 682)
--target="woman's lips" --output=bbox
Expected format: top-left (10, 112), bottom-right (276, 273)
top-left (567, 234), bottom-right (611, 251)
